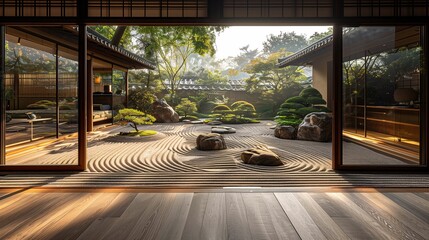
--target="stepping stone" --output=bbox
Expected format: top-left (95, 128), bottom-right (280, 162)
top-left (207, 120), bottom-right (222, 125)
top-left (211, 126), bottom-right (236, 134)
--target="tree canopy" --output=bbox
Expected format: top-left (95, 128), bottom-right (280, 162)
top-left (263, 32), bottom-right (308, 54)
top-left (134, 26), bottom-right (224, 104)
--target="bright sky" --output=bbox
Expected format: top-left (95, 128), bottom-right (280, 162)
top-left (215, 26), bottom-right (331, 60)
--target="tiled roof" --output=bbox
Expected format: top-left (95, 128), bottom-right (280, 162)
top-left (87, 28), bottom-right (156, 70)
top-left (277, 35), bottom-right (333, 68)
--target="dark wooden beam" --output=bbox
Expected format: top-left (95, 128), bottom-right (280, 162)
top-left (87, 58), bottom-right (93, 132)
top-left (0, 26), bottom-right (5, 165)
top-left (422, 24), bottom-right (429, 168)
top-left (78, 24), bottom-right (87, 170)
top-left (332, 24), bottom-right (343, 170)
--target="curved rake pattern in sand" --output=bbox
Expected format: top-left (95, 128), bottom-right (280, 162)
top-left (9, 122), bottom-right (332, 173)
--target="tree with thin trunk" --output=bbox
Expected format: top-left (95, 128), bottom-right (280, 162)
top-left (134, 26), bottom-right (224, 105)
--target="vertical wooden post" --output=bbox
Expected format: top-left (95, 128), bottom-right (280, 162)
top-left (78, 24), bottom-right (87, 170)
top-left (56, 44), bottom-right (59, 138)
top-left (0, 26), bottom-right (5, 165)
top-left (87, 58), bottom-right (93, 132)
top-left (332, 24), bottom-right (343, 170)
top-left (422, 25), bottom-right (428, 167)
top-left (125, 70), bottom-right (129, 107)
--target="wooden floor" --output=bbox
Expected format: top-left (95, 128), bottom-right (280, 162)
top-left (0, 188), bottom-right (428, 240)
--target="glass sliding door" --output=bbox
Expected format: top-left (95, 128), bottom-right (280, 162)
top-left (342, 26), bottom-right (424, 166)
top-left (2, 26), bottom-right (80, 166)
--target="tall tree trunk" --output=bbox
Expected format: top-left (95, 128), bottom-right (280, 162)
top-left (112, 26), bottom-right (127, 46)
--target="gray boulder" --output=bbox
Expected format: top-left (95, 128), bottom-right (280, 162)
top-left (151, 98), bottom-right (179, 123)
top-left (297, 112), bottom-right (332, 142)
top-left (274, 125), bottom-right (296, 139)
top-left (241, 148), bottom-right (283, 166)
top-left (196, 133), bottom-right (227, 150)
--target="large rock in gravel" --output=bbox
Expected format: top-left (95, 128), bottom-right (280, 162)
top-left (274, 125), bottom-right (296, 139)
top-left (151, 98), bottom-right (179, 123)
top-left (196, 133), bottom-right (227, 151)
top-left (241, 148), bottom-right (283, 166)
top-left (297, 112), bottom-right (332, 142)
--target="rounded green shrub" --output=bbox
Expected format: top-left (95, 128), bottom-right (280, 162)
top-left (180, 115), bottom-right (199, 121)
top-left (299, 87), bottom-right (323, 99)
top-left (27, 104), bottom-right (49, 109)
top-left (280, 102), bottom-right (306, 110)
top-left (314, 106), bottom-right (330, 112)
top-left (306, 97), bottom-right (327, 105)
top-left (213, 104), bottom-right (231, 111)
top-left (231, 101), bottom-right (255, 111)
top-left (285, 96), bottom-right (307, 105)
top-left (296, 107), bottom-right (320, 117)
top-left (198, 99), bottom-right (216, 114)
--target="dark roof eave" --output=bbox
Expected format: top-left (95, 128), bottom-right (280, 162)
top-left (86, 28), bottom-right (156, 70)
top-left (277, 35), bottom-right (333, 68)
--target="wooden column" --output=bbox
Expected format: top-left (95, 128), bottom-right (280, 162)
top-left (78, 24), bottom-right (87, 170)
top-left (0, 26), bottom-right (5, 165)
top-left (332, 24), bottom-right (343, 170)
top-left (125, 70), bottom-right (129, 107)
top-left (87, 58), bottom-right (93, 132)
top-left (422, 25), bottom-right (429, 167)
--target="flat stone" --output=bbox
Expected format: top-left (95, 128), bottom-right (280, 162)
top-left (241, 148), bottom-right (283, 166)
top-left (207, 120), bottom-right (222, 125)
top-left (191, 120), bottom-right (204, 124)
top-left (196, 133), bottom-right (227, 151)
top-left (211, 126), bottom-right (236, 134)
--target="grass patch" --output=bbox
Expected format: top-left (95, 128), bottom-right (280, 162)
top-left (119, 130), bottom-right (157, 137)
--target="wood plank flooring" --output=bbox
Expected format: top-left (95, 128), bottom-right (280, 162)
top-left (0, 189), bottom-right (428, 240)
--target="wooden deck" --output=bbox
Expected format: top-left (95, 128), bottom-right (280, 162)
top-left (0, 188), bottom-right (428, 240)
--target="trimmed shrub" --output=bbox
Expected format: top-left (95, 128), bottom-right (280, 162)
top-left (277, 109), bottom-right (300, 117)
top-left (27, 104), bottom-right (49, 109)
top-left (213, 104), bottom-right (231, 111)
top-left (285, 96), bottom-right (306, 105)
top-left (176, 98), bottom-right (197, 117)
top-left (299, 87), bottom-right (323, 99)
top-left (231, 101), bottom-right (256, 111)
top-left (114, 108), bottom-right (156, 132)
top-left (198, 99), bottom-right (216, 114)
top-left (314, 106), bottom-right (330, 112)
top-left (275, 117), bottom-right (303, 127)
top-left (280, 102), bottom-right (306, 110)
top-left (306, 97), bottom-right (327, 105)
top-left (296, 107), bottom-right (320, 117)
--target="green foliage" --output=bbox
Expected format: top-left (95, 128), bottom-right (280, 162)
top-left (314, 106), bottom-right (330, 112)
top-left (280, 102), bottom-right (306, 110)
top-left (276, 109), bottom-right (299, 117)
top-left (27, 100), bottom-right (56, 109)
top-left (296, 107), bottom-right (320, 117)
top-left (299, 87), bottom-right (323, 99)
top-left (114, 108), bottom-right (156, 132)
top-left (213, 104), bottom-right (231, 112)
top-left (128, 89), bottom-right (156, 113)
top-left (285, 96), bottom-right (307, 105)
top-left (275, 116), bottom-right (303, 127)
top-left (263, 31), bottom-right (308, 53)
top-left (219, 116), bottom-right (260, 124)
top-left (308, 27), bottom-right (333, 44)
top-left (197, 99), bottom-right (216, 114)
top-left (90, 26), bottom-right (133, 49)
top-left (231, 101), bottom-right (256, 111)
top-left (134, 26), bottom-right (225, 103)
top-left (175, 98), bottom-right (197, 117)
top-left (306, 97), bottom-right (327, 105)
top-left (244, 51), bottom-right (306, 113)
top-left (119, 130), bottom-right (158, 137)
